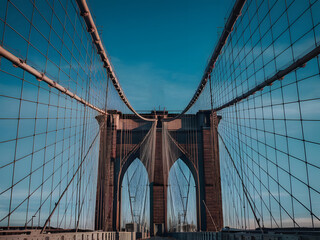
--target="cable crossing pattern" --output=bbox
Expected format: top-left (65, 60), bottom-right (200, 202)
top-left (0, 0), bottom-right (319, 234)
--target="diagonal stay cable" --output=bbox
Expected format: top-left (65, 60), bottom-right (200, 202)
top-left (217, 129), bottom-right (264, 232)
top-left (202, 199), bottom-right (218, 232)
top-left (166, 131), bottom-right (196, 166)
top-left (120, 121), bottom-right (157, 169)
top-left (76, 152), bottom-right (97, 231)
top-left (40, 122), bottom-right (102, 233)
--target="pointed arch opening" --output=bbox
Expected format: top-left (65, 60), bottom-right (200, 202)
top-left (121, 158), bottom-right (150, 232)
top-left (167, 158), bottom-right (197, 232)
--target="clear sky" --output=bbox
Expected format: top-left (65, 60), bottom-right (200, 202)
top-left (1, 0), bottom-right (319, 231)
top-left (89, 0), bottom-right (234, 111)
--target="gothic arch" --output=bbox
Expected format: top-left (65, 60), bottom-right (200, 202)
top-left (167, 153), bottom-right (201, 231)
top-left (120, 157), bottom-right (150, 230)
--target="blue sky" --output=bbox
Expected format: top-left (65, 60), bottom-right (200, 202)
top-left (1, 0), bottom-right (319, 230)
top-left (89, 0), bottom-right (234, 111)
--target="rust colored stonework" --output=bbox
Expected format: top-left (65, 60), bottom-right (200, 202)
top-left (95, 111), bottom-right (223, 234)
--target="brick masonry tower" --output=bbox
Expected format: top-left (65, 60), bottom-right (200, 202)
top-left (95, 110), bottom-right (223, 234)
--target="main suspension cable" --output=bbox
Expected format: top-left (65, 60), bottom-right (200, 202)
top-left (163, 0), bottom-right (247, 121)
top-left (75, 0), bottom-right (155, 122)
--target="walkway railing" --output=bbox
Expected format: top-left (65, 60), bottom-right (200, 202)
top-left (168, 229), bottom-right (320, 240)
top-left (0, 231), bottom-right (138, 240)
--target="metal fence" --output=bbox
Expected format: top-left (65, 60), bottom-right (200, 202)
top-left (0, 231), bottom-right (137, 240)
top-left (0, 0), bottom-right (129, 230)
top-left (188, 0), bottom-right (320, 230)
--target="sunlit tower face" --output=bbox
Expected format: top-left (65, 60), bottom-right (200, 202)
top-left (121, 158), bottom-right (150, 230)
top-left (167, 159), bottom-right (197, 232)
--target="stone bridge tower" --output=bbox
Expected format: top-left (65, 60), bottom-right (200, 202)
top-left (95, 110), bottom-right (223, 235)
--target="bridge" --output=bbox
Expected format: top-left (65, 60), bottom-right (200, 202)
top-left (0, 0), bottom-right (320, 239)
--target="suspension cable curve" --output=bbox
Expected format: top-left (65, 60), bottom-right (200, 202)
top-left (75, 0), bottom-right (155, 122)
top-left (163, 0), bottom-right (247, 122)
